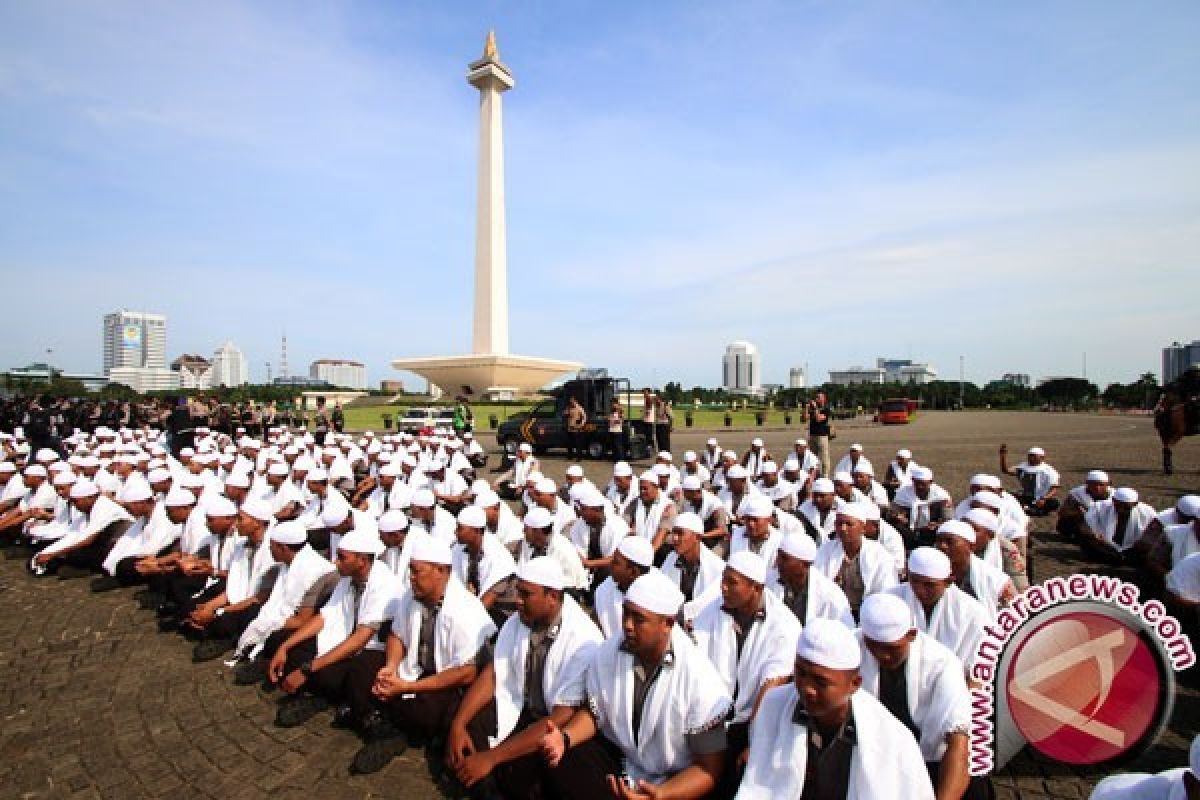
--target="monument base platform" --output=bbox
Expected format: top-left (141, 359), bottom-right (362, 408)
top-left (391, 353), bottom-right (582, 399)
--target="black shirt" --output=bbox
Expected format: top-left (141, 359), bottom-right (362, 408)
top-left (808, 405), bottom-right (831, 437)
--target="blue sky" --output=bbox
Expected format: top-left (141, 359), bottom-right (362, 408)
top-left (1, 1), bottom-right (1198, 390)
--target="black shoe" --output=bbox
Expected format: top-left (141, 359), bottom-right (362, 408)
top-left (331, 704), bottom-right (355, 729)
top-left (350, 731), bottom-right (407, 775)
top-left (156, 601), bottom-right (179, 617)
top-left (232, 658), bottom-right (267, 686)
top-left (193, 638), bottom-right (234, 663)
top-left (90, 575), bottom-right (123, 593)
top-left (157, 617), bottom-right (180, 633)
top-left (57, 564), bottom-right (93, 580)
top-left (138, 591), bottom-right (166, 610)
top-left (274, 694), bottom-right (329, 728)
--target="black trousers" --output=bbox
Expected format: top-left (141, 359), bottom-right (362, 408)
top-left (608, 431), bottom-right (626, 461)
top-left (379, 684), bottom-right (464, 744)
top-left (463, 703), bottom-right (554, 800)
top-left (283, 639), bottom-right (386, 725)
top-left (206, 603), bottom-right (261, 641)
top-left (543, 732), bottom-right (624, 800)
top-left (655, 423), bottom-right (671, 454)
top-left (714, 721), bottom-right (749, 800)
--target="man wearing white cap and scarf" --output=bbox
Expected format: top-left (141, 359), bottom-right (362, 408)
top-left (882, 449), bottom-right (918, 500)
top-left (678, 474), bottom-right (731, 556)
top-left (452, 505), bottom-right (517, 618)
top-left (474, 488), bottom-right (524, 548)
top-left (999, 444), bottom-right (1060, 516)
top-left (409, 487), bottom-right (458, 547)
top-left (351, 537), bottom-right (495, 774)
top-left (1162, 511), bottom-right (1200, 574)
top-left (935, 521), bottom-right (1015, 623)
top-left (961, 504), bottom-right (1027, 591)
top-left (702, 437), bottom-right (722, 472)
top-left (889, 548), bottom-right (989, 677)
top-left (531, 477), bottom-right (577, 537)
top-left (92, 476), bottom-right (180, 592)
top-left (606, 462), bottom-right (637, 518)
top-left (890, 466), bottom-right (952, 548)
top-left (260, 461), bottom-right (304, 520)
top-left (729, 494), bottom-right (783, 569)
top-left (446, 557), bottom-right (604, 800)
top-left (625, 470), bottom-right (678, 563)
top-left (717, 464), bottom-right (758, 521)
top-left (540, 570), bottom-right (732, 800)
top-left (593, 536), bottom-right (654, 639)
top-left (155, 494), bottom-right (242, 631)
top-left (692, 551), bottom-right (802, 795)
top-left (32, 478), bottom-right (134, 578)
top-left (493, 443), bottom-right (539, 500)
top-left (514, 506), bottom-right (590, 593)
top-left (796, 477), bottom-right (838, 547)
top-left (736, 617), bottom-right (933, 800)
top-left (1057, 469), bottom-right (1112, 541)
top-left (833, 444), bottom-right (869, 478)
top-left (756, 460), bottom-right (798, 513)
top-left (567, 486), bottom-right (630, 595)
top-left (1088, 733), bottom-right (1200, 800)
top-left (856, 594), bottom-right (978, 800)
top-left (742, 438), bottom-right (769, 478)
top-left (268, 525), bottom-right (398, 731)
top-left (661, 511), bottom-right (727, 620)
top-left (768, 532), bottom-right (854, 628)
top-left (788, 439), bottom-right (820, 500)
top-left (813, 503), bottom-right (897, 621)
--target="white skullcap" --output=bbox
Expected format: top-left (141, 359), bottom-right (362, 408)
top-left (723, 450), bottom-right (738, 460)
top-left (794, 438), bottom-right (808, 447)
top-left (565, 464), bottom-right (584, 478)
top-left (270, 520), bottom-right (308, 545)
top-left (851, 462), bottom-right (874, 477)
top-left (0, 462), bottom-right (14, 473)
top-left (707, 437), bottom-right (719, 446)
top-left (728, 550), bottom-right (767, 584)
top-left (797, 618), bottom-right (861, 670)
top-left (743, 494), bottom-right (775, 518)
top-left (411, 488), bottom-right (436, 508)
top-left (780, 532), bottom-right (817, 561)
top-left (518, 442), bottom-right (533, 453)
top-left (681, 475), bottom-right (703, 491)
top-left (674, 511), bottom-right (704, 534)
top-left (896, 449), bottom-right (912, 459)
top-left (409, 535), bottom-right (452, 565)
top-left (378, 509), bottom-right (410, 534)
top-left (860, 593), bottom-right (915, 644)
top-left (577, 487), bottom-right (607, 508)
top-left (833, 471), bottom-right (853, 484)
top-left (119, 479), bottom-right (153, 503)
top-left (1177, 495), bottom-right (1200, 517)
top-left (35, 447), bottom-right (59, 462)
top-left (683, 450), bottom-right (697, 463)
top-left (617, 536), bottom-right (654, 568)
top-left (836, 502), bottom-right (870, 523)
top-left (937, 519), bottom-right (976, 544)
top-left (164, 487), bottom-right (197, 508)
top-left (320, 504), bottom-right (350, 528)
top-left (203, 493), bottom-right (237, 516)
top-left (963, 508), bottom-right (999, 532)
top-left (535, 478), bottom-right (557, 495)
top-left (458, 505), bottom-right (486, 528)
top-left (625, 571), bottom-right (684, 618)
top-left (638, 470), bottom-right (659, 485)
top-left (52, 471), bottom-right (78, 487)
top-left (524, 506), bottom-right (554, 529)
top-left (1086, 470), bottom-right (1110, 483)
top-left (911, 466), bottom-right (934, 481)
top-left (812, 478), bottom-right (835, 493)
top-left (306, 467), bottom-right (328, 482)
top-left (971, 473), bottom-right (1002, 489)
top-left (782, 458), bottom-right (800, 471)
top-left (474, 489), bottom-right (501, 508)
top-left (518, 556), bottom-right (565, 591)
top-left (652, 464), bottom-right (671, 478)
top-left (751, 438), bottom-right (764, 447)
top-left (1028, 446), bottom-right (1045, 456)
top-left (240, 497), bottom-right (274, 522)
top-left (338, 526), bottom-right (385, 556)
top-left (613, 462), bottom-right (633, 478)
top-left (1113, 487), bottom-right (1139, 504)
top-left (760, 461), bottom-right (778, 475)
top-left (379, 462), bottom-right (403, 477)
top-left (849, 443), bottom-right (863, 452)
top-left (657, 450), bottom-right (674, 461)
top-left (726, 465), bottom-right (749, 480)
top-left (147, 467), bottom-right (172, 484)
top-left (908, 547), bottom-right (952, 580)
top-left (971, 491), bottom-right (1003, 511)
top-left (224, 471), bottom-right (251, 489)
top-left (24, 465), bottom-right (47, 478)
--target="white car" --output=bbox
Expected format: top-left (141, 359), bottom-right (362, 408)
top-left (397, 406), bottom-right (456, 433)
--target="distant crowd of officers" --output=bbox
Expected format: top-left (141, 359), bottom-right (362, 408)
top-left (0, 415), bottom-right (1197, 800)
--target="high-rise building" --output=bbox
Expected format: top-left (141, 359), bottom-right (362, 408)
top-left (829, 367), bottom-right (886, 386)
top-left (211, 341), bottom-right (248, 387)
top-left (102, 310), bottom-right (167, 375)
top-left (171, 355), bottom-right (213, 389)
top-left (1162, 340), bottom-right (1200, 384)
top-left (310, 359), bottom-right (367, 390)
top-left (788, 367), bottom-right (806, 389)
top-left (722, 341), bottom-right (761, 395)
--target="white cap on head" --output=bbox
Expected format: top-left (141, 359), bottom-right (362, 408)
top-left (743, 494), bottom-right (775, 518)
top-left (797, 618), bottom-right (861, 670)
top-left (613, 462), bottom-right (633, 478)
top-left (565, 464), bottom-right (584, 478)
top-left (270, 520), bottom-right (308, 545)
top-left (683, 450), bottom-right (697, 463)
top-left (970, 473), bottom-right (1002, 489)
top-left (518, 442), bottom-right (533, 453)
top-left (457, 505), bottom-right (486, 529)
top-left (836, 502), bottom-right (870, 523)
top-left (625, 571), bottom-right (684, 617)
top-left (473, 489), bottom-right (501, 508)
top-left (896, 449), bottom-right (912, 459)
top-left (320, 504), bottom-right (350, 528)
top-left (911, 466), bottom-right (934, 481)
top-left (119, 479), bottom-right (153, 503)
top-left (794, 438), bottom-right (808, 447)
top-left (52, 471), bottom-right (78, 487)
top-left (849, 443), bottom-right (863, 452)
top-left (971, 491), bottom-right (1003, 511)
top-left (727, 550), bottom-right (767, 584)
top-left (681, 475), bottom-right (703, 491)
top-left (148, 467), bottom-right (172, 484)
top-left (378, 510), bottom-right (410, 534)
top-left (307, 467), bottom-right (328, 482)
top-left (1028, 446), bottom-right (1045, 457)
top-left (751, 438), bottom-right (764, 448)
top-left (518, 556), bottom-right (565, 591)
top-left (852, 462), bottom-right (874, 477)
top-left (908, 547), bottom-right (952, 580)
top-left (833, 471), bottom-right (853, 484)
top-left (652, 464), bottom-right (671, 477)
top-left (1177, 495), bottom-right (1200, 517)
top-left (164, 487), bottom-right (197, 507)
top-left (241, 497), bottom-right (275, 522)
top-left (523, 506), bottom-right (554, 529)
top-left (723, 450), bottom-right (738, 461)
top-left (937, 519), bottom-right (976, 544)
top-left (780, 532), bottom-right (817, 561)
top-left (1113, 487), bottom-right (1139, 504)
top-left (1086, 470), bottom-right (1110, 483)
top-left (812, 478), bottom-right (835, 494)
top-left (536, 478), bottom-right (557, 495)
top-left (674, 511), bottom-right (704, 534)
top-left (411, 488), bottom-right (436, 508)
top-left (861, 502), bottom-right (881, 522)
top-left (577, 487), bottom-right (607, 508)
top-left (0, 462), bottom-right (14, 473)
top-left (726, 465), bottom-right (749, 480)
top-left (760, 461), bottom-right (778, 475)
top-left (963, 508), bottom-right (999, 532)
top-left (706, 437), bottom-right (719, 446)
top-left (638, 470), bottom-right (659, 485)
top-left (338, 526), bottom-right (386, 556)
top-left (860, 593), bottom-right (915, 644)
top-left (205, 495), bottom-right (238, 517)
top-left (657, 450), bottom-right (673, 461)
top-left (268, 462), bottom-right (290, 477)
top-left (617, 536), bottom-right (654, 568)
top-left (24, 465), bottom-right (47, 478)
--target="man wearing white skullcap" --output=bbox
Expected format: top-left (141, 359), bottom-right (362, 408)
top-left (717, 463), bottom-right (760, 525)
top-left (888, 548), bottom-right (989, 677)
top-left (409, 487), bottom-right (458, 547)
top-left (729, 494), bottom-right (784, 569)
top-left (813, 503), bottom-right (897, 621)
top-left (91, 476), bottom-right (179, 592)
top-left (795, 477), bottom-right (838, 547)
top-left (540, 570), bottom-right (733, 800)
top-left (741, 438), bottom-right (770, 478)
top-left (691, 550), bottom-right (802, 793)
top-left (474, 488), bottom-right (524, 548)
top-left (32, 478), bottom-right (135, 578)
top-left (788, 438), bottom-right (821, 502)
top-left (1161, 508), bottom-right (1200, 574)
top-left (701, 437), bottom-right (722, 472)
top-left (492, 443), bottom-right (539, 501)
top-left (768, 531), bottom-right (854, 628)
top-left (681, 449), bottom-right (712, 488)
top-left (452, 505), bottom-right (517, 612)
top-left (592, 536), bottom-right (654, 639)
top-left (737, 617), bottom-right (934, 799)
top-left (624, 469), bottom-right (677, 561)
top-left (531, 477), bottom-right (578, 538)
top-left (999, 443), bottom-right (1060, 516)
top-left (890, 465), bottom-right (953, 549)
top-left (833, 444), bottom-right (869, 480)
top-left (445, 557), bottom-right (604, 799)
top-left (850, 462), bottom-right (889, 509)
top-left (152, 493), bottom-right (242, 629)
top-left (755, 460), bottom-right (799, 514)
top-left (935, 521), bottom-right (1015, 622)
top-left (605, 461), bottom-right (637, 518)
top-left (661, 511), bottom-right (726, 619)
top-left (514, 506), bottom-right (589, 592)
top-left (678, 474), bottom-right (732, 556)
top-left (349, 534), bottom-right (495, 774)
top-left (882, 449), bottom-right (918, 499)
top-left (260, 461), bottom-right (304, 520)
top-left (566, 486), bottom-right (631, 595)
top-left (710, 449), bottom-right (739, 492)
top-left (19, 470), bottom-right (78, 548)
top-left (1057, 469), bottom-right (1112, 541)
top-left (857, 594), bottom-right (977, 800)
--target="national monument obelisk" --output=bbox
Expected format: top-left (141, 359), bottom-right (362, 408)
top-left (392, 32), bottom-right (581, 398)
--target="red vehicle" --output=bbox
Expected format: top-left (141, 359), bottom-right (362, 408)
top-left (879, 397), bottom-right (917, 424)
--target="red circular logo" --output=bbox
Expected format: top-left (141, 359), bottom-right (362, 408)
top-left (1005, 611), bottom-right (1163, 765)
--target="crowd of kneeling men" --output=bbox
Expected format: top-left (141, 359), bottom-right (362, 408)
top-left (1, 425), bottom-right (1198, 800)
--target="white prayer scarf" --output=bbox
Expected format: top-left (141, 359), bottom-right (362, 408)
top-left (888, 583), bottom-right (987, 671)
top-left (237, 545), bottom-right (334, 656)
top-left (452, 533), bottom-right (517, 596)
top-left (661, 545), bottom-right (726, 620)
top-left (391, 576), bottom-right (496, 681)
top-left (813, 537), bottom-right (898, 597)
top-left (317, 560), bottom-right (400, 656)
top-left (766, 568), bottom-right (855, 628)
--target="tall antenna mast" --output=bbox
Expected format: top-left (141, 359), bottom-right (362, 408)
top-left (280, 331), bottom-right (289, 379)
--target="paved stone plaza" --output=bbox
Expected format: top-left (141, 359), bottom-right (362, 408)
top-left (1, 411), bottom-right (1196, 799)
